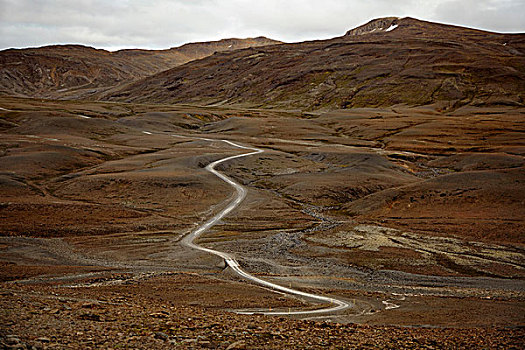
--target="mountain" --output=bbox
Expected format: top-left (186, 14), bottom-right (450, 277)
top-left (0, 37), bottom-right (280, 99)
top-left (103, 17), bottom-right (525, 110)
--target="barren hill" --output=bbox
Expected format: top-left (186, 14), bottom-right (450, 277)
top-left (0, 37), bottom-right (280, 99)
top-left (104, 17), bottom-right (525, 110)
top-left (1, 17), bottom-right (524, 345)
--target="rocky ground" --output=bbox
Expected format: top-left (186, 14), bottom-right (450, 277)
top-left (0, 97), bottom-right (524, 348)
top-left (2, 274), bottom-right (524, 349)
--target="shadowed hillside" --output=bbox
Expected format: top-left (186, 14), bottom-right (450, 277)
top-left (103, 17), bottom-right (525, 110)
top-left (0, 37), bottom-right (280, 100)
top-left (0, 16), bottom-right (524, 349)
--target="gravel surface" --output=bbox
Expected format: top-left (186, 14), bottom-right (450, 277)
top-left (2, 274), bottom-right (524, 349)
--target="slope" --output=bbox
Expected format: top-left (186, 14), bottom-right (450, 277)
top-left (0, 37), bottom-right (280, 100)
top-left (103, 17), bottom-right (525, 110)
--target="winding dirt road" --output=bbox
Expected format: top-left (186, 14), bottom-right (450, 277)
top-left (172, 135), bottom-right (351, 316)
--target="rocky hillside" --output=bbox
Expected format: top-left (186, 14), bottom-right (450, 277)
top-left (103, 17), bottom-right (525, 110)
top-left (0, 37), bottom-right (280, 99)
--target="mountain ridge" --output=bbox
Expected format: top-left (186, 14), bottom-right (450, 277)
top-left (1, 17), bottom-right (524, 111)
top-left (0, 37), bottom-right (281, 99)
top-left (102, 17), bottom-right (525, 110)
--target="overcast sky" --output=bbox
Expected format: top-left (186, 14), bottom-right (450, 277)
top-left (1, 0), bottom-right (524, 51)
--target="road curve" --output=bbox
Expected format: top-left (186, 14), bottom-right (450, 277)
top-left (174, 135), bottom-right (350, 316)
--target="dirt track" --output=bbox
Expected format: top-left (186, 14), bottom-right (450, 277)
top-left (1, 97), bottom-right (524, 347)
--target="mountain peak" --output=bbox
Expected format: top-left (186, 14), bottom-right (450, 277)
top-left (103, 17), bottom-right (524, 110)
top-left (345, 17), bottom-right (401, 36)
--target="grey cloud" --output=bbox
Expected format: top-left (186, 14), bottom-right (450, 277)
top-left (0, 0), bottom-right (524, 50)
top-left (432, 0), bottom-right (525, 32)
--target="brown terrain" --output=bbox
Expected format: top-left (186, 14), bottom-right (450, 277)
top-left (1, 17), bottom-right (524, 349)
top-left (103, 17), bottom-right (525, 110)
top-left (0, 37), bottom-right (280, 100)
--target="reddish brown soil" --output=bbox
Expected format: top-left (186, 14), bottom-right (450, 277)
top-left (104, 17), bottom-right (525, 110)
top-left (0, 37), bottom-right (280, 99)
top-left (0, 97), bottom-right (523, 348)
top-left (0, 263), bottom-right (109, 282)
top-left (2, 274), bottom-right (523, 349)
top-left (1, 18), bottom-right (524, 348)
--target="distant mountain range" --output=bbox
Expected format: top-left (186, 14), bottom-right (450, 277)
top-left (2, 17), bottom-right (524, 110)
top-left (0, 37), bottom-right (280, 99)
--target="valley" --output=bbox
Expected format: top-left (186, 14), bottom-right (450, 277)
top-left (0, 95), bottom-right (523, 348)
top-left (0, 16), bottom-right (524, 349)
